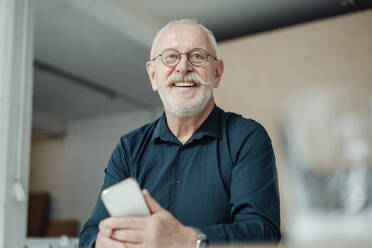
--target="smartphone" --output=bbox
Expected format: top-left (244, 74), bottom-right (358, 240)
top-left (101, 178), bottom-right (150, 217)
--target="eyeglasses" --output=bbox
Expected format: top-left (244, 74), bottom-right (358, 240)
top-left (151, 48), bottom-right (217, 67)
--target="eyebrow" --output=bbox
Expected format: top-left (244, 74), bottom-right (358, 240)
top-left (160, 47), bottom-right (212, 53)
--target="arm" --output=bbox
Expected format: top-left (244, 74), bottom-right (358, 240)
top-left (201, 124), bottom-right (281, 244)
top-left (78, 141), bottom-right (130, 248)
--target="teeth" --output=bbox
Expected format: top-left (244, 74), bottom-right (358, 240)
top-left (173, 82), bottom-right (196, 87)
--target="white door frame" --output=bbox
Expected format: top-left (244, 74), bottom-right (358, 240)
top-left (0, 0), bottom-right (34, 247)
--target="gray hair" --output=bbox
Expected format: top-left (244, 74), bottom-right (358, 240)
top-left (150, 19), bottom-right (218, 60)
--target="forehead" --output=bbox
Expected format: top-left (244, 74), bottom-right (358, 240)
top-left (154, 24), bottom-right (213, 54)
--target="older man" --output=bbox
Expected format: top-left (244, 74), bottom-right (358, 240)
top-left (79, 19), bottom-right (280, 248)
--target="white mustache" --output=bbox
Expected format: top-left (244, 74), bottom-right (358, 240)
top-left (165, 72), bottom-right (212, 86)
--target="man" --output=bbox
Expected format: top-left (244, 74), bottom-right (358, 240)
top-left (79, 19), bottom-right (280, 248)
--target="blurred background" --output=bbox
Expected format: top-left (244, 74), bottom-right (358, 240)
top-left (27, 0), bottom-right (372, 246)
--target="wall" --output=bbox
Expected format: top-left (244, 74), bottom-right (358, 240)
top-left (29, 108), bottom-right (163, 232)
top-left (214, 10), bottom-right (372, 231)
top-left (0, 0), bottom-right (34, 247)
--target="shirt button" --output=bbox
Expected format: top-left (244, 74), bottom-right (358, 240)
top-left (176, 179), bottom-right (181, 184)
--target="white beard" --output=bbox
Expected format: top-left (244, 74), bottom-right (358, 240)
top-left (159, 83), bottom-right (214, 117)
top-left (156, 72), bottom-right (214, 117)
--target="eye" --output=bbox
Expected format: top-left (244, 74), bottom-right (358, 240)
top-left (192, 54), bottom-right (201, 58)
top-left (167, 54), bottom-right (178, 59)
top-left (190, 52), bottom-right (205, 61)
top-left (164, 52), bottom-right (179, 60)
top-left (163, 51), bottom-right (180, 64)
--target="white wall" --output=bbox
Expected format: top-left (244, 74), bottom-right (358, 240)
top-left (29, 107), bottom-right (163, 232)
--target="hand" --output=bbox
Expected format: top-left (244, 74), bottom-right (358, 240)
top-left (95, 189), bottom-right (197, 248)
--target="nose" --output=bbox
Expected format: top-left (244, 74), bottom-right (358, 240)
top-left (175, 54), bottom-right (193, 74)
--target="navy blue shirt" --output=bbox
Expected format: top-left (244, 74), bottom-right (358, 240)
top-left (79, 105), bottom-right (280, 247)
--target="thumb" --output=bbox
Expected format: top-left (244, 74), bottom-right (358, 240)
top-left (142, 189), bottom-right (163, 214)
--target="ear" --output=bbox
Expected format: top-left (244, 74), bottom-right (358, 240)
top-left (213, 59), bottom-right (224, 88)
top-left (146, 61), bottom-right (158, 92)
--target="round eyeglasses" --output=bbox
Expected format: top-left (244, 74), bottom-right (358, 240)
top-left (151, 48), bottom-right (217, 67)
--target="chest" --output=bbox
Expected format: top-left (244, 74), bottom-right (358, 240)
top-left (130, 138), bottom-right (233, 226)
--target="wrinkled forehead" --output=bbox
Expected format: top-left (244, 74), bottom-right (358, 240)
top-left (154, 24), bottom-right (215, 55)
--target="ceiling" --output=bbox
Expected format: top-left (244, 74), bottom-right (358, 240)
top-left (32, 0), bottom-right (372, 136)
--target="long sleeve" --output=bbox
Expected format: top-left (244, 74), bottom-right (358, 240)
top-left (78, 141), bottom-right (130, 248)
top-left (200, 123), bottom-right (281, 244)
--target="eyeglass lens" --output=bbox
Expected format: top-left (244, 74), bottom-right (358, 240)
top-left (162, 49), bottom-right (208, 66)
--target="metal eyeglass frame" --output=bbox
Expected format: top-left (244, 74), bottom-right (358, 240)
top-left (151, 48), bottom-right (217, 67)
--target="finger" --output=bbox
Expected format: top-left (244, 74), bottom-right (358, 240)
top-left (98, 220), bottom-right (113, 237)
top-left (142, 189), bottom-right (163, 213)
top-left (112, 229), bottom-right (143, 243)
top-left (101, 216), bottom-right (147, 230)
top-left (96, 231), bottom-right (127, 248)
top-left (101, 227), bottom-right (112, 237)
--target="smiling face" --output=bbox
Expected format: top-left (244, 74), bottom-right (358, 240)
top-left (146, 24), bottom-right (223, 117)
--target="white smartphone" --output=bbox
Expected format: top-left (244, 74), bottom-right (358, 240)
top-left (101, 178), bottom-right (150, 217)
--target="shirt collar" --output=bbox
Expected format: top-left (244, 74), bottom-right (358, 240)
top-left (151, 112), bottom-right (169, 143)
top-left (191, 104), bottom-right (221, 141)
top-left (151, 105), bottom-right (222, 144)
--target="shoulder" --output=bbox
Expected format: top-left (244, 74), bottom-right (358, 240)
top-left (219, 107), bottom-right (272, 154)
top-left (114, 116), bottom-right (161, 156)
top-left (120, 117), bottom-right (160, 145)
top-left (105, 117), bottom-right (161, 178)
top-left (224, 111), bottom-right (263, 132)
top-left (222, 108), bottom-right (270, 138)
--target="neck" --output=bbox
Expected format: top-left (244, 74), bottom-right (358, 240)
top-left (165, 98), bottom-right (215, 144)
